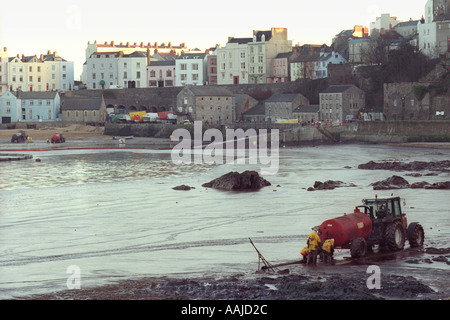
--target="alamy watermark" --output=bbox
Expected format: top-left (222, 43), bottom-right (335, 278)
top-left (66, 265), bottom-right (81, 290)
top-left (170, 121), bottom-right (280, 175)
top-left (366, 265), bottom-right (381, 289)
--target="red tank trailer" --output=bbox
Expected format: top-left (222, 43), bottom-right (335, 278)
top-left (318, 196), bottom-right (424, 258)
top-left (319, 209), bottom-right (372, 248)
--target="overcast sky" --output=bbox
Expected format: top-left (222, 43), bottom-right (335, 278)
top-left (0, 0), bottom-right (428, 80)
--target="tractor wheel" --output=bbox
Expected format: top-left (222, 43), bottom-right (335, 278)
top-left (350, 237), bottom-right (367, 258)
top-left (385, 221), bottom-right (406, 251)
top-left (407, 223), bottom-right (425, 248)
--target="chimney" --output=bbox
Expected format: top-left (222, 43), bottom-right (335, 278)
top-left (47, 50), bottom-right (51, 55)
top-left (54, 50), bottom-right (58, 57)
top-left (126, 42), bottom-right (130, 47)
top-left (40, 54), bottom-right (44, 61)
top-left (111, 41), bottom-right (115, 46)
top-left (140, 42), bottom-right (144, 47)
top-left (146, 48), bottom-right (151, 66)
top-left (3, 47), bottom-right (6, 52)
top-left (22, 54), bottom-right (25, 62)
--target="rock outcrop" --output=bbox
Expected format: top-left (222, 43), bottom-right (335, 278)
top-left (307, 180), bottom-right (356, 191)
top-left (202, 171), bottom-right (271, 191)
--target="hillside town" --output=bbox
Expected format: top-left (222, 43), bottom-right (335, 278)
top-left (0, 0), bottom-right (448, 129)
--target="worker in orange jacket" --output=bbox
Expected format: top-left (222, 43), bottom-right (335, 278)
top-left (306, 227), bottom-right (322, 265)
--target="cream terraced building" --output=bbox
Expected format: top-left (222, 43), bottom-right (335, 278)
top-left (6, 51), bottom-right (74, 92)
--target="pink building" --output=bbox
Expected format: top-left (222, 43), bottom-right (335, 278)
top-left (147, 60), bottom-right (176, 87)
top-left (268, 52), bottom-right (296, 83)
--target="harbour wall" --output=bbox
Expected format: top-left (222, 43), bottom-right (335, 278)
top-left (104, 120), bottom-right (450, 145)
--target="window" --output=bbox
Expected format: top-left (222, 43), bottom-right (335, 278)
top-left (136, 72), bottom-right (141, 79)
top-left (192, 64), bottom-right (198, 71)
top-left (181, 64), bottom-right (187, 70)
top-left (124, 72), bottom-right (127, 79)
top-left (166, 70), bottom-right (172, 77)
top-left (150, 70), bottom-right (156, 77)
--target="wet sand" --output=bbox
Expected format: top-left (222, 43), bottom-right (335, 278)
top-left (19, 247), bottom-right (450, 300)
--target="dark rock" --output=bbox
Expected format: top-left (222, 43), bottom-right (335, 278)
top-left (172, 185), bottom-right (195, 191)
top-left (308, 180), bottom-right (356, 191)
top-left (425, 181), bottom-right (450, 189)
top-left (370, 175), bottom-right (410, 190)
top-left (358, 160), bottom-right (450, 172)
top-left (410, 181), bottom-right (430, 189)
top-left (202, 171), bottom-right (271, 191)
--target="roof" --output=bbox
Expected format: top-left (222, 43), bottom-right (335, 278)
top-left (293, 105), bottom-right (320, 113)
top-left (185, 86), bottom-right (233, 97)
top-left (275, 52), bottom-right (295, 59)
top-left (243, 101), bottom-right (266, 115)
top-left (321, 85), bottom-right (357, 94)
top-left (292, 53), bottom-right (320, 62)
top-left (16, 91), bottom-right (59, 100)
top-left (253, 30), bottom-right (272, 42)
top-left (149, 60), bottom-right (175, 67)
top-left (61, 97), bottom-right (104, 110)
top-left (393, 20), bottom-right (420, 28)
top-left (228, 37), bottom-right (253, 44)
top-left (265, 93), bottom-right (301, 103)
top-left (178, 53), bottom-right (207, 60)
top-left (124, 51), bottom-right (147, 58)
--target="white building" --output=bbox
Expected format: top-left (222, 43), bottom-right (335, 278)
top-left (175, 53), bottom-right (208, 86)
top-left (0, 47), bottom-right (8, 95)
top-left (216, 37), bottom-right (251, 85)
top-left (370, 13), bottom-right (402, 36)
top-left (419, 0), bottom-right (450, 58)
top-left (315, 51), bottom-right (347, 79)
top-left (6, 51), bottom-right (74, 92)
top-left (84, 51), bottom-right (148, 89)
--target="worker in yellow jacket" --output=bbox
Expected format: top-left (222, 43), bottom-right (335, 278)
top-left (306, 227), bottom-right (322, 265)
top-left (300, 246), bottom-right (309, 263)
top-left (321, 239), bottom-right (335, 264)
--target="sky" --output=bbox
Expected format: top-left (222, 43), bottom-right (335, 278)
top-left (0, 0), bottom-right (428, 80)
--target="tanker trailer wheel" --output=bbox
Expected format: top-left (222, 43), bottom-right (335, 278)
top-left (385, 221), bottom-right (406, 251)
top-left (350, 237), bottom-right (367, 258)
top-left (407, 223), bottom-right (424, 248)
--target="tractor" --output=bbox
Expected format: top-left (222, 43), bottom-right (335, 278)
top-left (51, 133), bottom-right (66, 143)
top-left (11, 130), bottom-right (28, 143)
top-left (319, 196), bottom-right (425, 258)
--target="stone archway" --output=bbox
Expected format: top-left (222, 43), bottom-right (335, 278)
top-left (149, 106), bottom-right (158, 113)
top-left (128, 106), bottom-right (137, 112)
top-left (117, 105), bottom-right (126, 114)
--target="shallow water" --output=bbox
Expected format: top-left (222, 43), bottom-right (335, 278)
top-left (0, 144), bottom-right (449, 299)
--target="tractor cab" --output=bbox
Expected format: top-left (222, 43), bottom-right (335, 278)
top-left (356, 196), bottom-right (409, 246)
top-left (357, 196), bottom-right (404, 221)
